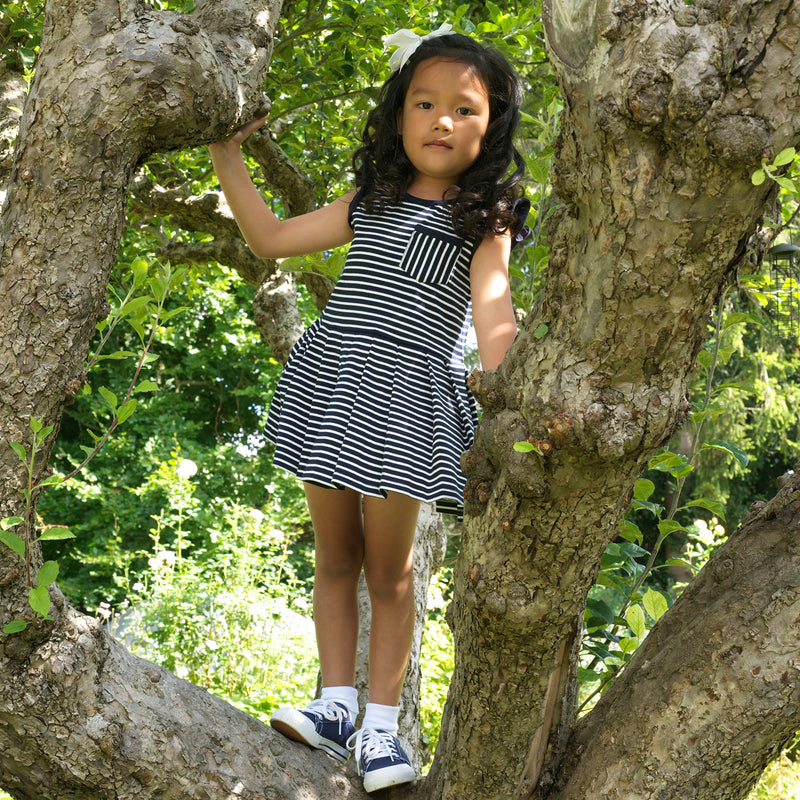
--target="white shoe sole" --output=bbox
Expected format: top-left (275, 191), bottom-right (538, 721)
top-left (363, 763), bottom-right (416, 793)
top-left (270, 707), bottom-right (350, 762)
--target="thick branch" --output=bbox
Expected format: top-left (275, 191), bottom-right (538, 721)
top-left (544, 468), bottom-right (800, 800)
top-left (252, 270), bottom-right (305, 364)
top-left (0, 599), bottom-right (366, 800)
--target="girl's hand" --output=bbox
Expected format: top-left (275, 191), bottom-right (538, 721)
top-left (209, 116), bottom-right (269, 152)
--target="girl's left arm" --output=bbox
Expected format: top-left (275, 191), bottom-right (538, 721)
top-left (470, 233), bottom-right (518, 371)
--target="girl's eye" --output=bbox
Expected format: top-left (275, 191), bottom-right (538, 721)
top-left (457, 107), bottom-right (474, 116)
top-left (419, 102), bottom-right (433, 110)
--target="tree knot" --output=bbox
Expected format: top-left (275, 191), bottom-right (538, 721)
top-left (467, 368), bottom-right (505, 410)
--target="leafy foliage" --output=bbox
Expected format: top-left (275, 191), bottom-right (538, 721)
top-left (0, 1), bottom-right (42, 71)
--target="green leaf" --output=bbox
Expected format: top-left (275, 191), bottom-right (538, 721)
top-left (773, 147), bottom-right (796, 167)
top-left (533, 323), bottom-right (548, 339)
top-left (702, 439), bottom-right (749, 467)
top-left (28, 585), bottom-right (51, 618)
top-left (98, 386), bottom-right (118, 410)
top-left (631, 498), bottom-right (663, 517)
top-left (618, 636), bottom-right (639, 654)
top-left (35, 424), bottom-right (55, 446)
top-left (666, 557), bottom-right (699, 572)
top-left (618, 519), bottom-right (643, 545)
top-left (695, 350), bottom-right (713, 369)
top-left (130, 257), bottom-right (150, 286)
top-left (96, 350), bottom-right (139, 361)
top-left (723, 311), bottom-right (762, 330)
top-left (642, 588), bottom-right (669, 622)
top-left (134, 380), bottom-right (159, 393)
top-left (577, 667), bottom-right (603, 683)
top-left (513, 441), bottom-right (542, 454)
top-left (775, 176), bottom-right (798, 193)
top-left (38, 527), bottom-right (75, 541)
top-left (160, 306), bottom-right (190, 322)
top-left (118, 296), bottom-right (151, 319)
top-left (18, 47), bottom-right (36, 68)
top-left (3, 620), bottom-right (28, 634)
top-left (10, 441), bottom-right (27, 461)
top-left (683, 497), bottom-right (726, 520)
top-left (658, 519), bottom-right (688, 537)
top-left (625, 604), bottom-right (646, 639)
top-left (116, 399), bottom-right (138, 425)
top-left (0, 529), bottom-right (26, 558)
top-left (648, 451), bottom-right (688, 473)
top-left (128, 317), bottom-right (146, 342)
top-left (586, 598), bottom-right (616, 625)
top-left (751, 169), bottom-right (766, 186)
top-left (149, 274), bottom-right (169, 303)
top-left (36, 560), bottom-right (59, 587)
top-left (633, 479), bottom-right (655, 501)
top-left (1, 516), bottom-right (25, 530)
top-left (29, 417), bottom-right (42, 433)
top-left (36, 475), bottom-right (63, 488)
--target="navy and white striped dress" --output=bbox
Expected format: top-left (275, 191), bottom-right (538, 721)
top-left (263, 193), bottom-right (480, 514)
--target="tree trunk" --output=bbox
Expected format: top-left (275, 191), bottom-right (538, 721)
top-left (425, 2), bottom-right (800, 798)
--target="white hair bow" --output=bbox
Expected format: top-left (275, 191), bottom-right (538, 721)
top-left (383, 23), bottom-right (454, 73)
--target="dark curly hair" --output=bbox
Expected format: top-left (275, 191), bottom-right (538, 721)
top-left (352, 33), bottom-right (526, 241)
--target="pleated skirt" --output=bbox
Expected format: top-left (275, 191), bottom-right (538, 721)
top-left (263, 319), bottom-right (478, 515)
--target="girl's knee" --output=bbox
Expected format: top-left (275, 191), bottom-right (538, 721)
top-left (316, 549), bottom-right (363, 583)
top-left (364, 566), bottom-right (414, 604)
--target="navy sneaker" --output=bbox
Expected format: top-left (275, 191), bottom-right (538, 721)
top-left (270, 700), bottom-right (356, 762)
top-left (348, 728), bottom-right (416, 793)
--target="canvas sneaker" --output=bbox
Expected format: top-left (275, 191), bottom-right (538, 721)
top-left (270, 699), bottom-right (356, 762)
top-left (348, 727), bottom-right (416, 793)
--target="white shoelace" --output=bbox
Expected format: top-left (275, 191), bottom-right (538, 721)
top-left (347, 728), bottom-right (402, 775)
top-left (305, 699), bottom-right (350, 733)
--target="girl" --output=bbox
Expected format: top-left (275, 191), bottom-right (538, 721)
top-left (209, 26), bottom-right (527, 794)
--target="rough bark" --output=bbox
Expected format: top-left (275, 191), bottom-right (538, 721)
top-left (543, 467), bottom-right (800, 800)
top-left (426, 2), bottom-right (800, 798)
top-left (0, 595), bottom-right (363, 799)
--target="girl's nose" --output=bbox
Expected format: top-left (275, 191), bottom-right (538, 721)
top-left (434, 115), bottom-right (453, 132)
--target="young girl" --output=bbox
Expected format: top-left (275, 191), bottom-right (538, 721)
top-left (209, 26), bottom-right (527, 794)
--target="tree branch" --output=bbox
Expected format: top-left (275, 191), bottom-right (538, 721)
top-left (542, 468), bottom-right (800, 800)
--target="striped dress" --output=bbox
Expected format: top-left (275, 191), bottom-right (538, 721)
top-left (263, 192), bottom-right (480, 514)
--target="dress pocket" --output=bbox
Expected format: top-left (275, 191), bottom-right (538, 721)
top-left (399, 225), bottom-right (464, 285)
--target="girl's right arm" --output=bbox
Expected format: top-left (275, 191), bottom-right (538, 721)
top-left (209, 118), bottom-right (355, 259)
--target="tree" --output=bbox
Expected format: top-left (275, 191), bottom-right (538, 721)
top-left (1, 1), bottom-right (799, 799)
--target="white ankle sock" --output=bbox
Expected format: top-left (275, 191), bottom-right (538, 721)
top-left (361, 702), bottom-right (400, 733)
top-left (320, 685), bottom-right (359, 719)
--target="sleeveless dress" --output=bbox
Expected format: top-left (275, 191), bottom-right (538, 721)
top-left (263, 192), bottom-right (483, 515)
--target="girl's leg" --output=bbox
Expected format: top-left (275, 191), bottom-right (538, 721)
top-left (304, 482), bottom-right (365, 688)
top-left (362, 491), bottom-right (421, 706)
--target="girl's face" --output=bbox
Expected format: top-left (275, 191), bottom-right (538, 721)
top-left (397, 57), bottom-right (490, 199)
